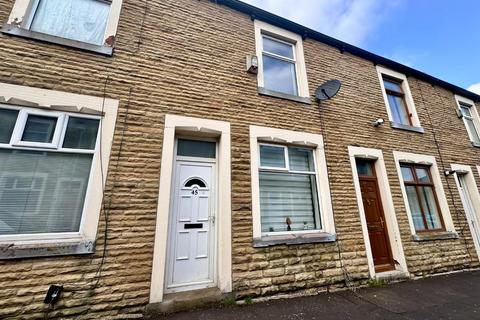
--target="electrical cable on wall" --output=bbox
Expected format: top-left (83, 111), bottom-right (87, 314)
top-left (417, 81), bottom-right (475, 263)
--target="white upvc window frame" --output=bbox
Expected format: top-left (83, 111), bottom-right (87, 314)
top-left (376, 66), bottom-right (423, 131)
top-left (393, 151), bottom-right (456, 238)
top-left (4, 0), bottom-right (123, 55)
top-left (250, 125), bottom-right (335, 241)
top-left (257, 142), bottom-right (322, 236)
top-left (254, 20), bottom-right (310, 99)
top-left (10, 108), bottom-right (66, 149)
top-left (455, 95), bottom-right (480, 146)
top-left (0, 82), bottom-right (118, 259)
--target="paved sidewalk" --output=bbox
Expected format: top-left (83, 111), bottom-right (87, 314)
top-left (158, 271), bottom-right (480, 320)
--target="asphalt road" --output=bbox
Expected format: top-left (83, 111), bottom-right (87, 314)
top-left (158, 270), bottom-right (480, 320)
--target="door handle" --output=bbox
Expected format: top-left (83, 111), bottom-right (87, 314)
top-left (379, 217), bottom-right (385, 229)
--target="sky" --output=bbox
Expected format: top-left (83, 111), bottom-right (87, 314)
top-left (241, 0), bottom-right (480, 94)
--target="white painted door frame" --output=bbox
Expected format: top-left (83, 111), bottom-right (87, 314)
top-left (165, 152), bottom-right (218, 293)
top-left (452, 164), bottom-right (480, 261)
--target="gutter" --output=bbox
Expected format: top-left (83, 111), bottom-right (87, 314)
top-left (215, 0), bottom-right (480, 102)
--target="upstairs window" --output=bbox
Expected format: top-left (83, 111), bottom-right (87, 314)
top-left (261, 35), bottom-right (298, 96)
top-left (383, 77), bottom-right (411, 126)
top-left (0, 105), bottom-right (100, 236)
top-left (377, 66), bottom-right (423, 132)
top-left (455, 95), bottom-right (480, 147)
top-left (3, 0), bottom-right (123, 55)
top-left (258, 144), bottom-right (321, 233)
top-left (28, 0), bottom-right (111, 45)
top-left (254, 20), bottom-right (310, 101)
top-left (460, 103), bottom-right (480, 144)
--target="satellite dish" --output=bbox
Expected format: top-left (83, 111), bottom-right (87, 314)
top-left (315, 80), bottom-right (341, 101)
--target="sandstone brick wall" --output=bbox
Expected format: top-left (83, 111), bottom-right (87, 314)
top-left (0, 0), bottom-right (478, 318)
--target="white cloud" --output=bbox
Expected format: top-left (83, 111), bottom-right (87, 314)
top-left (241, 0), bottom-right (402, 46)
top-left (468, 83), bottom-right (480, 95)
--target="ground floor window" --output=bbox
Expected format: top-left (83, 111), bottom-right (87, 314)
top-left (258, 144), bottom-right (321, 233)
top-left (0, 105), bottom-right (99, 237)
top-left (400, 164), bottom-right (444, 232)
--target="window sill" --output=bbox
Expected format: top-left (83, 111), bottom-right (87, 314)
top-left (412, 231), bottom-right (458, 242)
top-left (252, 231), bottom-right (336, 247)
top-left (390, 121), bottom-right (425, 133)
top-left (0, 238), bottom-right (95, 260)
top-left (471, 142), bottom-right (480, 148)
top-left (258, 87), bottom-right (312, 105)
top-left (1, 24), bottom-right (113, 56)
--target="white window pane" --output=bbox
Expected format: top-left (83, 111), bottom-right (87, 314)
top-left (415, 168), bottom-right (430, 183)
top-left (22, 115), bottom-right (57, 143)
top-left (30, 0), bottom-right (110, 45)
top-left (387, 94), bottom-right (410, 125)
top-left (401, 166), bottom-right (414, 181)
top-left (262, 36), bottom-right (294, 59)
top-left (260, 145), bottom-right (285, 168)
top-left (383, 79), bottom-right (403, 93)
top-left (63, 117), bottom-right (100, 150)
top-left (419, 186), bottom-right (442, 230)
top-left (0, 149), bottom-right (92, 235)
top-left (263, 55), bottom-right (298, 96)
top-left (460, 105), bottom-right (472, 117)
top-left (288, 147), bottom-right (314, 172)
top-left (0, 109), bottom-right (18, 144)
top-left (177, 139), bottom-right (216, 158)
top-left (406, 185), bottom-right (426, 231)
top-left (259, 172), bottom-right (319, 233)
top-left (465, 118), bottom-right (480, 144)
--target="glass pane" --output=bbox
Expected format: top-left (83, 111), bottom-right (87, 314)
top-left (460, 105), bottom-right (472, 117)
top-left (262, 36), bottom-right (294, 59)
top-left (288, 147), bottom-right (314, 172)
top-left (415, 167), bottom-right (431, 183)
top-left (0, 109), bottom-right (18, 144)
top-left (63, 117), bottom-right (100, 150)
top-left (405, 185), bottom-right (426, 231)
top-left (387, 94), bottom-right (410, 125)
top-left (356, 160), bottom-right (374, 176)
top-left (383, 79), bottom-right (403, 93)
top-left (419, 186), bottom-right (442, 230)
top-left (22, 115), bottom-right (57, 143)
top-left (259, 172), bottom-right (320, 233)
top-left (401, 166), bottom-right (414, 181)
top-left (263, 55), bottom-right (298, 96)
top-left (0, 149), bottom-right (92, 235)
top-left (177, 139), bottom-right (216, 158)
top-left (260, 145), bottom-right (286, 168)
top-left (30, 0), bottom-right (110, 45)
top-left (465, 119), bottom-right (480, 144)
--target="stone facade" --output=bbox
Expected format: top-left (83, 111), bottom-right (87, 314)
top-left (0, 0), bottom-right (479, 319)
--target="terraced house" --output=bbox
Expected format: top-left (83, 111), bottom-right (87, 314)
top-left (0, 0), bottom-right (479, 318)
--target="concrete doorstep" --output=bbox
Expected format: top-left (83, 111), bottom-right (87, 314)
top-left (150, 270), bottom-right (480, 320)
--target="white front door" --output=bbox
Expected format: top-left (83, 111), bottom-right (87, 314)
top-left (457, 174), bottom-right (480, 260)
top-left (166, 160), bottom-right (216, 292)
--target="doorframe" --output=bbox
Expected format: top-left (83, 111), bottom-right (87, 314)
top-left (348, 146), bottom-right (409, 278)
top-left (451, 164), bottom-right (480, 262)
top-left (164, 155), bottom-right (217, 293)
top-left (150, 115), bottom-right (231, 303)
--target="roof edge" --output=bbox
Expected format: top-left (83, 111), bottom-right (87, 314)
top-left (216, 0), bottom-right (480, 102)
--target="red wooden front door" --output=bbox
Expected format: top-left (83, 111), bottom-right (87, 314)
top-left (357, 160), bottom-right (395, 272)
